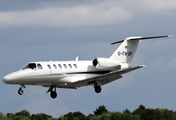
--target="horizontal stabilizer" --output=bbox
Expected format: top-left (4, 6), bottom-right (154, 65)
top-left (111, 35), bottom-right (172, 45)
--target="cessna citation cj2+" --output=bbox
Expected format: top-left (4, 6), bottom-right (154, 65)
top-left (3, 35), bottom-right (171, 99)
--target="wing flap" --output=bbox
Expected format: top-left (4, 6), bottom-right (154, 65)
top-left (70, 65), bottom-right (145, 87)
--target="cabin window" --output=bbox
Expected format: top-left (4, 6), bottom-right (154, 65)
top-left (22, 63), bottom-right (36, 70)
top-left (63, 64), bottom-right (67, 69)
top-left (47, 65), bottom-right (51, 69)
top-left (73, 64), bottom-right (77, 68)
top-left (68, 64), bottom-right (72, 69)
top-left (37, 64), bottom-right (43, 70)
top-left (53, 64), bottom-right (57, 69)
top-left (58, 64), bottom-right (62, 69)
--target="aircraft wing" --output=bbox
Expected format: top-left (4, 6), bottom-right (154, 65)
top-left (70, 65), bottom-right (145, 87)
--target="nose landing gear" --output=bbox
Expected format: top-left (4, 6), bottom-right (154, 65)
top-left (18, 85), bottom-right (25, 95)
top-left (18, 87), bottom-right (24, 95)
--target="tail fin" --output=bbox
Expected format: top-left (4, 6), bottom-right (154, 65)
top-left (110, 35), bottom-right (171, 64)
top-left (110, 37), bottom-right (140, 63)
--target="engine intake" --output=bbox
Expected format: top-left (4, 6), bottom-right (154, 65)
top-left (93, 58), bottom-right (98, 66)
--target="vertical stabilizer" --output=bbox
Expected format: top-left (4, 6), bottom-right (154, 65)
top-left (110, 37), bottom-right (141, 63)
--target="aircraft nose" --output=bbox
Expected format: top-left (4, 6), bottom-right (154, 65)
top-left (3, 74), bottom-right (13, 84)
top-left (3, 73), bottom-right (18, 84)
top-left (3, 71), bottom-right (25, 84)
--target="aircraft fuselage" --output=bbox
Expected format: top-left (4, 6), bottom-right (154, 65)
top-left (3, 61), bottom-right (111, 87)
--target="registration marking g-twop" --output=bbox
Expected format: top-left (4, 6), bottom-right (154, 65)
top-left (118, 51), bottom-right (132, 56)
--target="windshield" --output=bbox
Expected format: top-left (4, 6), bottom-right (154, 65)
top-left (22, 63), bottom-right (36, 70)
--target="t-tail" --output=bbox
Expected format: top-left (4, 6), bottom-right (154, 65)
top-left (92, 35), bottom-right (171, 70)
top-left (110, 35), bottom-right (172, 67)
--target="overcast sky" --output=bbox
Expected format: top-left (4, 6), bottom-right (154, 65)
top-left (0, 0), bottom-right (176, 118)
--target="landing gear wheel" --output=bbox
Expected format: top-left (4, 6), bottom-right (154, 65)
top-left (95, 86), bottom-right (101, 93)
top-left (18, 87), bottom-right (24, 95)
top-left (50, 91), bottom-right (57, 99)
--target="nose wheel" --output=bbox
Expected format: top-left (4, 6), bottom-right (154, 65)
top-left (18, 87), bottom-right (24, 95)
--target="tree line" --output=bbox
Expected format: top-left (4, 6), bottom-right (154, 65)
top-left (1, 105), bottom-right (176, 120)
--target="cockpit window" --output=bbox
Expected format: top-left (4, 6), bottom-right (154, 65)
top-left (37, 64), bottom-right (43, 70)
top-left (22, 63), bottom-right (36, 70)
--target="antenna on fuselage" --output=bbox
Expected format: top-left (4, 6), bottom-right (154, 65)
top-left (75, 57), bottom-right (79, 61)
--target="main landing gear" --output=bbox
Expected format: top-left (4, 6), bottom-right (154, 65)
top-left (94, 82), bottom-right (102, 93)
top-left (46, 85), bottom-right (57, 99)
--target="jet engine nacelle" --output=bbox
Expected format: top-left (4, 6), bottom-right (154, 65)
top-left (92, 58), bottom-right (120, 70)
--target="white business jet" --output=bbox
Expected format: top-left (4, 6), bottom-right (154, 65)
top-left (3, 35), bottom-right (171, 99)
